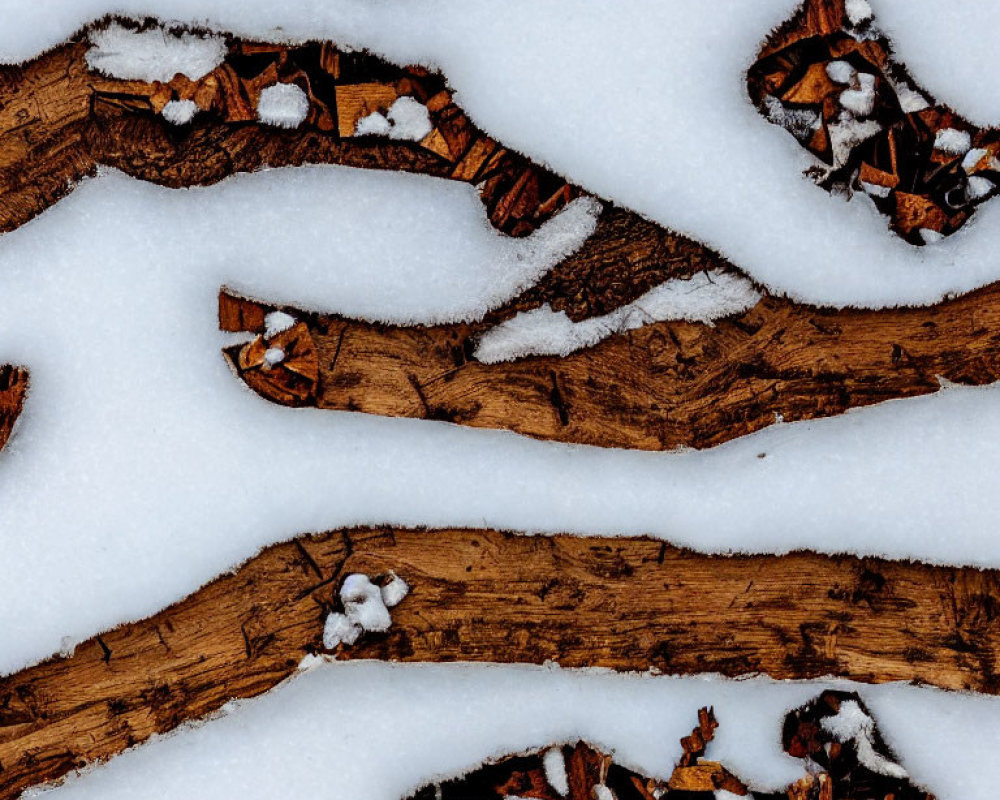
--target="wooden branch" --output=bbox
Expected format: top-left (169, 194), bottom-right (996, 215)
top-left (223, 277), bottom-right (1000, 450)
top-left (3, 527), bottom-right (1000, 798)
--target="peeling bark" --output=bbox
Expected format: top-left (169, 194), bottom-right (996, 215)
top-left (3, 528), bottom-right (1000, 798)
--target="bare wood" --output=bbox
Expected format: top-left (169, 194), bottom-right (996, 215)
top-left (3, 527), bottom-right (1000, 798)
top-left (226, 277), bottom-right (1000, 450)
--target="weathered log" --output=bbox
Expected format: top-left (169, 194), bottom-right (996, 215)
top-left (224, 277), bottom-right (1000, 451)
top-left (3, 527), bottom-right (1000, 798)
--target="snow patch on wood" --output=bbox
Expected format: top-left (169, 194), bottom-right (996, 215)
top-left (85, 21), bottom-right (226, 82)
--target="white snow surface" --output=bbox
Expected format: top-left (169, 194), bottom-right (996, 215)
top-left (85, 21), bottom-right (226, 82)
top-left (23, 663), bottom-right (1000, 800)
top-left (6, 166), bottom-right (1000, 674)
top-left (475, 271), bottom-right (760, 362)
top-left (256, 82), bottom-right (310, 128)
top-left (7, 0), bottom-right (1000, 309)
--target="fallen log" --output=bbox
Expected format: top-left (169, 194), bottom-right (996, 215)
top-left (223, 279), bottom-right (1000, 451)
top-left (2, 527), bottom-right (999, 798)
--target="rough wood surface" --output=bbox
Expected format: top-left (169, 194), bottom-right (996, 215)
top-left (2, 16), bottom-right (1000, 455)
top-left (224, 277), bottom-right (1000, 450)
top-left (3, 527), bottom-right (1000, 798)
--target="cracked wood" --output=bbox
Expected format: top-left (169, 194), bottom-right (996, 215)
top-left (3, 528), bottom-right (1000, 798)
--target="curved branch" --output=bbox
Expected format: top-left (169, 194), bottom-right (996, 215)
top-left (2, 527), bottom-right (999, 798)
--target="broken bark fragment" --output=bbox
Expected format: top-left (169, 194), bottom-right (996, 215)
top-left (749, 0), bottom-right (1000, 244)
top-left (404, 692), bottom-right (932, 800)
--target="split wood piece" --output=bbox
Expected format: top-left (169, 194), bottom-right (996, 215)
top-left (3, 528), bottom-right (1000, 798)
top-left (0, 367), bottom-right (27, 454)
top-left (749, 0), bottom-right (1000, 244)
top-left (222, 275), bottom-right (1000, 451)
top-left (405, 691), bottom-right (931, 800)
top-left (0, 21), bottom-right (727, 325)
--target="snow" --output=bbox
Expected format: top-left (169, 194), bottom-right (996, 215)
top-left (356, 98), bottom-right (433, 141)
top-left (23, 663), bottom-right (1000, 800)
top-left (968, 176), bottom-right (994, 201)
top-left (839, 73), bottom-right (876, 118)
top-left (0, 4), bottom-right (999, 794)
top-left (380, 573), bottom-right (410, 608)
top-left (262, 347), bottom-right (285, 366)
top-left (543, 747), bottom-right (570, 796)
top-left (263, 310), bottom-right (296, 337)
top-left (820, 699), bottom-right (907, 779)
top-left (355, 111), bottom-right (392, 137)
top-left (256, 83), bottom-right (310, 128)
top-left (474, 270), bottom-right (759, 362)
top-left (161, 99), bottom-right (199, 125)
top-left (85, 21), bottom-right (226, 82)
top-left (3, 2), bottom-right (1000, 308)
top-left (844, 0), bottom-right (874, 27)
top-left (322, 612), bottom-right (361, 648)
top-left (592, 785), bottom-right (614, 800)
top-left (340, 573), bottom-right (393, 632)
top-left (934, 128), bottom-right (972, 157)
top-left (825, 60), bottom-right (856, 85)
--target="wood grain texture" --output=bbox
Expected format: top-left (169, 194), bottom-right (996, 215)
top-left (224, 276), bottom-right (1000, 451)
top-left (3, 527), bottom-right (1000, 798)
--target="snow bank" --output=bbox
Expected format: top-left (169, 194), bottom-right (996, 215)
top-left (474, 271), bottom-right (760, 362)
top-left (5, 1), bottom-right (1000, 309)
top-left (6, 166), bottom-right (1000, 675)
top-left (24, 663), bottom-right (1000, 800)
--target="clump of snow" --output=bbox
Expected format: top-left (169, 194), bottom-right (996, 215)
top-left (825, 60), bottom-right (856, 85)
top-left (380, 572), bottom-right (410, 608)
top-left (322, 612), bottom-right (361, 648)
top-left (475, 271), bottom-right (760, 363)
top-left (257, 82), bottom-right (310, 128)
top-left (828, 114), bottom-right (882, 167)
top-left (85, 21), bottom-right (226, 82)
top-left (968, 176), bottom-right (994, 201)
top-left (263, 310), bottom-right (296, 338)
top-left (918, 229), bottom-right (943, 245)
top-left (341, 573), bottom-right (392, 632)
top-left (592, 785), bottom-right (614, 800)
top-left (933, 128), bottom-right (972, 156)
top-left (355, 110), bottom-right (392, 136)
top-left (262, 347), bottom-right (285, 366)
top-left (762, 96), bottom-right (819, 142)
top-left (543, 747), bottom-right (569, 796)
top-left (821, 699), bottom-right (908, 779)
top-left (323, 572), bottom-right (407, 648)
top-left (844, 0), bottom-right (874, 27)
top-left (839, 73), bottom-right (876, 117)
top-left (25, 664), bottom-right (996, 800)
top-left (355, 96), bottom-right (433, 141)
top-left (892, 81), bottom-right (930, 113)
top-left (161, 99), bottom-right (199, 125)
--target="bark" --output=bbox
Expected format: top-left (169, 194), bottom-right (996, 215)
top-left (224, 280), bottom-right (1000, 451)
top-left (3, 527), bottom-right (1000, 798)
